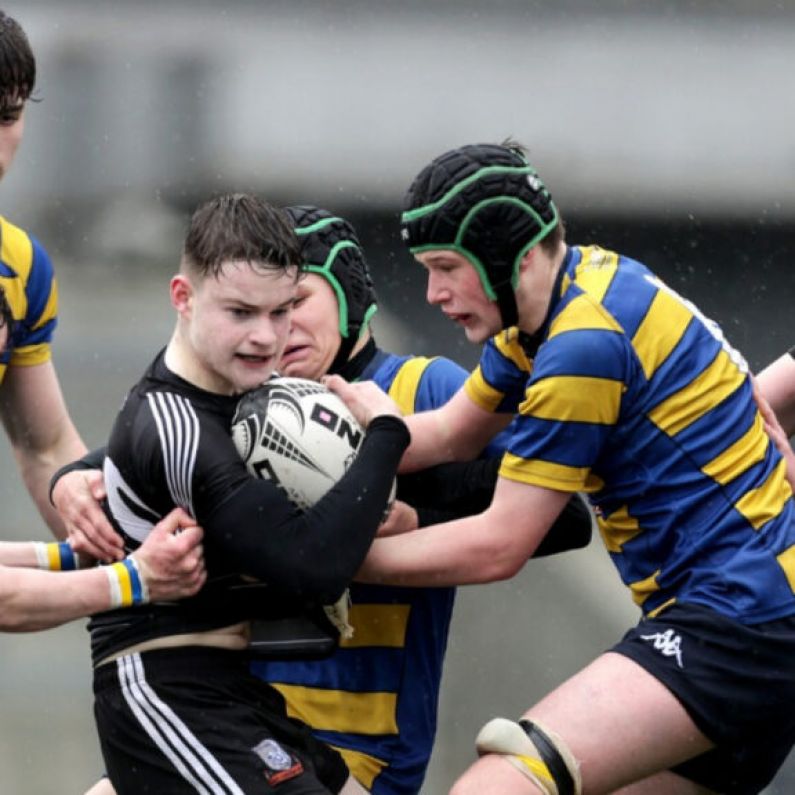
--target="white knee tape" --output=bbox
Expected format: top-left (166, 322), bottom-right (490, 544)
top-left (475, 717), bottom-right (581, 795)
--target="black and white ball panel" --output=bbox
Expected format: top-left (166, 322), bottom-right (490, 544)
top-left (232, 377), bottom-right (364, 510)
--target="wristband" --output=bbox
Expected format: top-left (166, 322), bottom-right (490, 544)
top-left (104, 557), bottom-right (150, 608)
top-left (34, 541), bottom-right (80, 571)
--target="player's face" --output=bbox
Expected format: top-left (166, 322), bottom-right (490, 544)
top-left (279, 273), bottom-right (341, 380)
top-left (181, 261), bottom-right (298, 395)
top-left (0, 100), bottom-right (25, 180)
top-left (416, 249), bottom-right (502, 343)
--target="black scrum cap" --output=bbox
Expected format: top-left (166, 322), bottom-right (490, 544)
top-left (400, 143), bottom-right (558, 329)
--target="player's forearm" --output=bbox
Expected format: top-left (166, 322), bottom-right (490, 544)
top-left (0, 565), bottom-right (110, 631)
top-left (0, 541), bottom-right (43, 568)
top-left (358, 512), bottom-right (530, 587)
top-left (13, 431), bottom-right (88, 539)
top-left (400, 409), bottom-right (461, 472)
top-left (757, 352), bottom-right (795, 437)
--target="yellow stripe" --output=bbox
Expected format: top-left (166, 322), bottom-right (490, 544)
top-left (701, 412), bottom-right (768, 486)
top-left (112, 562), bottom-right (134, 606)
top-left (647, 350), bottom-right (745, 437)
top-left (776, 544), bottom-right (795, 595)
top-left (46, 543), bottom-right (62, 571)
top-left (340, 603), bottom-right (410, 648)
top-left (333, 746), bottom-right (387, 789)
top-left (514, 754), bottom-right (553, 785)
top-left (573, 246), bottom-right (619, 302)
top-left (521, 375), bottom-right (623, 425)
top-left (493, 327), bottom-right (533, 371)
top-left (272, 684), bottom-right (398, 735)
top-left (734, 457), bottom-right (792, 531)
top-left (499, 453), bottom-right (602, 492)
top-left (0, 217), bottom-right (33, 280)
top-left (548, 293), bottom-right (622, 339)
top-left (597, 506), bottom-right (641, 553)
top-left (631, 288), bottom-right (693, 381)
top-left (387, 357), bottom-right (433, 414)
top-left (464, 365), bottom-right (505, 412)
top-left (629, 569), bottom-right (661, 607)
top-left (646, 597), bottom-right (677, 618)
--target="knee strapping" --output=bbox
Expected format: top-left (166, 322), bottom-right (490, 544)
top-left (475, 717), bottom-right (581, 795)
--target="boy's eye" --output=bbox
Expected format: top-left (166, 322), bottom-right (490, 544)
top-left (0, 106), bottom-right (22, 126)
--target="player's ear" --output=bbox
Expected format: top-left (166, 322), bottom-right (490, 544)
top-left (170, 273), bottom-right (194, 315)
top-left (518, 246), bottom-right (537, 273)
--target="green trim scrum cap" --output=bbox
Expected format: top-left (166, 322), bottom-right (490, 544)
top-left (286, 205), bottom-right (378, 372)
top-left (400, 143), bottom-right (558, 329)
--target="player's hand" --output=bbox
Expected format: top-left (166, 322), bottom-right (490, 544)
top-left (377, 499), bottom-right (418, 537)
top-left (131, 508), bottom-right (206, 602)
top-left (322, 375), bottom-right (404, 427)
top-left (52, 469), bottom-right (125, 562)
top-left (754, 376), bottom-right (795, 489)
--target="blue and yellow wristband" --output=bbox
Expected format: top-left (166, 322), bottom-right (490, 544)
top-left (104, 557), bottom-right (149, 608)
top-left (35, 541), bottom-right (81, 571)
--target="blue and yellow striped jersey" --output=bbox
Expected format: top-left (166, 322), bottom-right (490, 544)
top-left (0, 215), bottom-right (58, 382)
top-left (466, 245), bottom-right (795, 623)
top-left (253, 350), bottom-right (468, 795)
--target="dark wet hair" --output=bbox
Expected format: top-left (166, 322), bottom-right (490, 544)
top-left (182, 193), bottom-right (301, 280)
top-left (0, 11), bottom-right (36, 108)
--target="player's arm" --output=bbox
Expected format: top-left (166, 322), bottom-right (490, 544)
top-left (397, 457), bottom-right (592, 555)
top-left (754, 376), bottom-right (795, 489)
top-left (325, 375), bottom-right (509, 472)
top-left (205, 412), bottom-right (410, 604)
top-left (358, 477), bottom-right (571, 587)
top-left (0, 360), bottom-right (87, 537)
top-left (756, 350), bottom-right (795, 437)
top-left (49, 445), bottom-right (125, 562)
top-left (0, 509), bottom-right (205, 632)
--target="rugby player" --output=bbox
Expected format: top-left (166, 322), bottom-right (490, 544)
top-left (328, 142), bottom-right (795, 794)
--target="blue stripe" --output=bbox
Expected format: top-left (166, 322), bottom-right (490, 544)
top-left (58, 542), bottom-right (77, 571)
top-left (123, 558), bottom-right (144, 604)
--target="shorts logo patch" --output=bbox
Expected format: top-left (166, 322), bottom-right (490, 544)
top-left (640, 628), bottom-right (684, 668)
top-left (252, 738), bottom-right (304, 785)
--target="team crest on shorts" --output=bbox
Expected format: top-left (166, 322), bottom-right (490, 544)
top-left (252, 738), bottom-right (304, 785)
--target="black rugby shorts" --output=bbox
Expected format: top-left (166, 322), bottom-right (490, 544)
top-left (93, 647), bottom-right (348, 794)
top-left (613, 602), bottom-right (795, 794)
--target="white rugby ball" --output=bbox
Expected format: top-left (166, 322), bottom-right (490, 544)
top-left (231, 376), bottom-right (367, 511)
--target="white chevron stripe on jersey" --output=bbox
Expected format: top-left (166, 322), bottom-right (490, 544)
top-left (147, 391), bottom-right (199, 515)
top-left (118, 654), bottom-right (246, 795)
top-left (103, 457), bottom-right (159, 546)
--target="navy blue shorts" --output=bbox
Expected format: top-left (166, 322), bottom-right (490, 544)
top-left (612, 603), bottom-right (795, 794)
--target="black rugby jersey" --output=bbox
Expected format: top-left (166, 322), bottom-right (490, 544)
top-left (89, 349), bottom-right (409, 664)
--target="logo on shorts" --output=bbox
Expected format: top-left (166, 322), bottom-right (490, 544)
top-left (640, 628), bottom-right (684, 668)
top-left (252, 738), bottom-right (304, 785)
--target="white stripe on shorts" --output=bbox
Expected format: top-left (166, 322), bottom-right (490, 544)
top-left (117, 654), bottom-right (246, 795)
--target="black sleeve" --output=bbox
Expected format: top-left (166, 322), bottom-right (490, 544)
top-left (204, 415), bottom-right (410, 604)
top-left (48, 445), bottom-right (107, 505)
top-left (533, 492), bottom-right (592, 557)
top-left (397, 457), bottom-right (592, 556)
top-left (397, 458), bottom-right (500, 518)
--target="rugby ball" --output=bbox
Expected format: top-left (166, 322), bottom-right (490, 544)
top-left (231, 376), bottom-right (367, 511)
